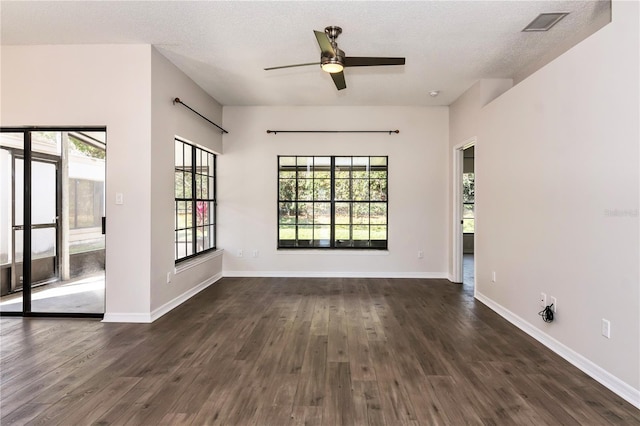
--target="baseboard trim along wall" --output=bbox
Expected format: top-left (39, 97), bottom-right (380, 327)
top-left (222, 271), bottom-right (449, 279)
top-left (102, 312), bottom-right (152, 323)
top-left (150, 272), bottom-right (223, 322)
top-left (102, 272), bottom-right (223, 324)
top-left (475, 292), bottom-right (640, 410)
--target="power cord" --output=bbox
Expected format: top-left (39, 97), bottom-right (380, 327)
top-left (539, 304), bottom-right (554, 323)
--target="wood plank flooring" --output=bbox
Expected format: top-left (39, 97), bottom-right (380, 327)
top-left (1, 277), bottom-right (638, 425)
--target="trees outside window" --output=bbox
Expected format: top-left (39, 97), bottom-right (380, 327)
top-left (175, 139), bottom-right (216, 262)
top-left (463, 172), bottom-right (475, 233)
top-left (278, 156), bottom-right (388, 249)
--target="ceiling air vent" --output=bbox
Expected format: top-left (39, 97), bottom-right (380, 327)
top-left (522, 12), bottom-right (569, 32)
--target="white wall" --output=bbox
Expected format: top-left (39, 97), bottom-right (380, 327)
top-left (452, 1), bottom-right (639, 405)
top-left (219, 106), bottom-right (449, 277)
top-left (150, 47), bottom-right (223, 314)
top-left (448, 79), bottom-right (512, 279)
top-left (1, 44), bottom-right (224, 321)
top-left (1, 45), bottom-right (152, 317)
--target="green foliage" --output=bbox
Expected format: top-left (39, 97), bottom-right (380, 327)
top-left (463, 173), bottom-right (475, 233)
top-left (69, 135), bottom-right (105, 159)
top-left (463, 173), bottom-right (474, 203)
top-left (278, 157), bottom-right (388, 245)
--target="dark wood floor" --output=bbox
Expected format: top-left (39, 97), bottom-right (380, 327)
top-left (1, 277), bottom-right (638, 425)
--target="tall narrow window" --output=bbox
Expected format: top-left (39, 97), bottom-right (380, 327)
top-left (175, 138), bottom-right (216, 262)
top-left (278, 156), bottom-right (388, 249)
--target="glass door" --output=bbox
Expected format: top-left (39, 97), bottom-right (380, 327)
top-left (0, 128), bottom-right (106, 317)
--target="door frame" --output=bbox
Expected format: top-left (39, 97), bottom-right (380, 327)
top-left (452, 137), bottom-right (476, 286)
top-left (11, 151), bottom-right (62, 293)
top-left (0, 126), bottom-right (106, 318)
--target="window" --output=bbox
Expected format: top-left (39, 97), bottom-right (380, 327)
top-left (463, 172), bottom-right (474, 233)
top-left (175, 138), bottom-right (216, 262)
top-left (278, 156), bottom-right (388, 249)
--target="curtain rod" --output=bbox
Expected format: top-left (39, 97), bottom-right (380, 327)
top-left (173, 98), bottom-right (228, 134)
top-left (266, 130), bottom-right (399, 135)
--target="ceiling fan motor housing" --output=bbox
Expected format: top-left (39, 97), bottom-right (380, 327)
top-left (322, 26), bottom-right (345, 69)
top-left (322, 48), bottom-right (345, 68)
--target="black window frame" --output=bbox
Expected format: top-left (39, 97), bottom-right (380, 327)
top-left (174, 138), bottom-right (216, 263)
top-left (278, 155), bottom-right (388, 250)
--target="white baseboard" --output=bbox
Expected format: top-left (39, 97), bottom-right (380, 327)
top-left (150, 272), bottom-right (223, 322)
top-left (102, 313), bottom-right (152, 323)
top-left (102, 272), bottom-right (223, 324)
top-left (222, 270), bottom-right (448, 279)
top-left (475, 292), bottom-right (640, 410)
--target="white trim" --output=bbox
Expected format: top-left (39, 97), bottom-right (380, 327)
top-left (102, 313), bottom-right (152, 323)
top-left (150, 272), bottom-right (223, 322)
top-left (276, 250), bottom-right (390, 256)
top-left (475, 292), bottom-right (640, 409)
top-left (223, 270), bottom-right (448, 279)
top-left (174, 249), bottom-right (223, 274)
top-left (102, 272), bottom-right (223, 324)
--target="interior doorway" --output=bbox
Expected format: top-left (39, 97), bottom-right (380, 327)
top-left (462, 145), bottom-right (475, 289)
top-left (0, 128), bottom-right (106, 317)
top-left (452, 138), bottom-right (476, 291)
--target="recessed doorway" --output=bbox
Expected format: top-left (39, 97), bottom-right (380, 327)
top-left (452, 138), bottom-right (475, 292)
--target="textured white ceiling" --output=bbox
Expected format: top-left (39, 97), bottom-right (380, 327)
top-left (0, 1), bottom-right (610, 106)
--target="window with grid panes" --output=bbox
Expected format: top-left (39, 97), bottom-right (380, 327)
top-left (175, 138), bottom-right (216, 262)
top-left (278, 156), bottom-right (388, 249)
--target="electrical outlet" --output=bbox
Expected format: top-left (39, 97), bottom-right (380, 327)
top-left (491, 271), bottom-right (496, 283)
top-left (237, 249), bottom-right (243, 257)
top-left (540, 292), bottom-right (547, 308)
top-left (550, 297), bottom-right (557, 313)
top-left (252, 250), bottom-right (259, 258)
top-left (601, 319), bottom-right (611, 338)
top-left (418, 250), bottom-right (424, 259)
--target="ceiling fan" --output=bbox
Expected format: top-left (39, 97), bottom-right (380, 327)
top-left (264, 26), bottom-right (405, 90)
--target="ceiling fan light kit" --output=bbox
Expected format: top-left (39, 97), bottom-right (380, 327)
top-left (265, 26), bottom-right (405, 90)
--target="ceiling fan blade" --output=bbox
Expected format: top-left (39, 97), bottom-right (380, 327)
top-left (330, 71), bottom-right (346, 90)
top-left (314, 30), bottom-right (335, 56)
top-left (344, 57), bottom-right (406, 67)
top-left (264, 62), bottom-right (320, 71)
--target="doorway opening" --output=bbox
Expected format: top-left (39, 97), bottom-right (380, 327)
top-left (462, 146), bottom-right (475, 290)
top-left (0, 128), bottom-right (106, 317)
top-left (452, 138), bottom-right (476, 292)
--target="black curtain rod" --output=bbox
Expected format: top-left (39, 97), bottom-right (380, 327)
top-left (266, 130), bottom-right (399, 135)
top-left (173, 98), bottom-right (228, 134)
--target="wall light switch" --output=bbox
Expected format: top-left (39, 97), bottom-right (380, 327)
top-left (115, 193), bottom-right (124, 205)
top-left (601, 319), bottom-right (611, 338)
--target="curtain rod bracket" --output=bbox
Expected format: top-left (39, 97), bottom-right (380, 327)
top-left (173, 97), bottom-right (228, 134)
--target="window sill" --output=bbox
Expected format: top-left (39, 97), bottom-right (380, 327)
top-left (277, 249), bottom-right (389, 256)
top-left (175, 249), bottom-right (223, 274)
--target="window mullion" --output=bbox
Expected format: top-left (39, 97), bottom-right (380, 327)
top-left (349, 158), bottom-right (354, 245)
top-left (330, 157), bottom-right (335, 248)
top-left (295, 158), bottom-right (299, 247)
top-left (191, 147), bottom-right (197, 256)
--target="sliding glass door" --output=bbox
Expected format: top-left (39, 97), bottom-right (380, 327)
top-left (0, 128), bottom-right (106, 317)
